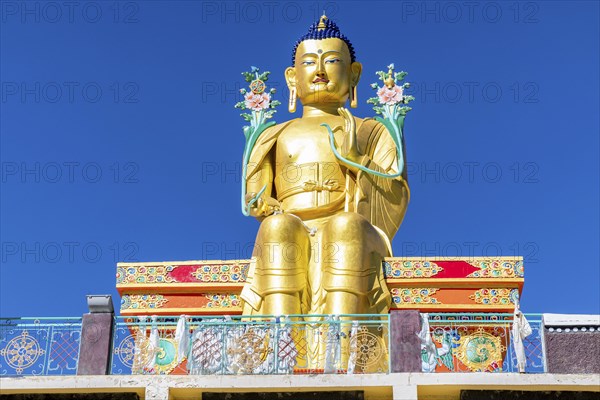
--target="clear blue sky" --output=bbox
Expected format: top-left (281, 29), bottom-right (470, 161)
top-left (1, 1), bottom-right (598, 317)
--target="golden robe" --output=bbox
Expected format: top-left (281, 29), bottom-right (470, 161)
top-left (240, 118), bottom-right (410, 316)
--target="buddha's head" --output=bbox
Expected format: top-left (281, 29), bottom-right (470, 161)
top-left (286, 15), bottom-right (362, 111)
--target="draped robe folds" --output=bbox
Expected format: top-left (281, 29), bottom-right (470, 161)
top-left (240, 117), bottom-right (410, 315)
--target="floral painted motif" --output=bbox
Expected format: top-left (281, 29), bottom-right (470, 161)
top-left (467, 260), bottom-right (524, 278)
top-left (384, 260), bottom-right (443, 279)
top-left (469, 288), bottom-right (519, 305)
top-left (117, 265), bottom-right (175, 285)
top-left (391, 288), bottom-right (440, 305)
top-left (121, 294), bottom-right (168, 310)
top-left (192, 263), bottom-right (249, 283)
top-left (117, 263), bottom-right (250, 285)
top-left (514, 261), bottom-right (524, 277)
top-left (205, 294), bottom-right (241, 309)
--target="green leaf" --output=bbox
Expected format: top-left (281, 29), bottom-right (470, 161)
top-left (367, 97), bottom-right (380, 105)
top-left (258, 71), bottom-right (271, 81)
top-left (242, 72), bottom-right (254, 82)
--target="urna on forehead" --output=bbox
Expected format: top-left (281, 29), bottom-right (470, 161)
top-left (291, 14), bottom-right (356, 66)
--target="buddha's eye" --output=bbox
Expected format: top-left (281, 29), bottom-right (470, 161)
top-left (325, 58), bottom-right (341, 64)
top-left (302, 60), bottom-right (316, 66)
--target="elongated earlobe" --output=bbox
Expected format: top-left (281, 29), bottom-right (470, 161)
top-left (349, 61), bottom-right (362, 108)
top-left (350, 85), bottom-right (358, 108)
top-left (285, 66), bottom-right (297, 113)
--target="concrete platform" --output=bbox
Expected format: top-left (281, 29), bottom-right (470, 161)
top-left (1, 373), bottom-right (598, 400)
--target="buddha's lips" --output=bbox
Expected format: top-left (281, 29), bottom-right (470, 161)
top-left (313, 78), bottom-right (329, 83)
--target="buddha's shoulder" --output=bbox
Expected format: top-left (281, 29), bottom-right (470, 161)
top-left (262, 118), bottom-right (300, 132)
top-left (254, 118), bottom-right (297, 139)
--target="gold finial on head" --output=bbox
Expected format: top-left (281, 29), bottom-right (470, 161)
top-left (385, 65), bottom-right (395, 88)
top-left (317, 14), bottom-right (328, 30)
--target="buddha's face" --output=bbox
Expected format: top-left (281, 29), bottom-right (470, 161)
top-left (286, 38), bottom-right (361, 107)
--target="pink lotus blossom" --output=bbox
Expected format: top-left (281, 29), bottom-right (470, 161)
top-left (377, 85), bottom-right (404, 105)
top-left (244, 92), bottom-right (270, 111)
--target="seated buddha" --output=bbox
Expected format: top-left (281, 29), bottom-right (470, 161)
top-left (240, 16), bottom-right (410, 318)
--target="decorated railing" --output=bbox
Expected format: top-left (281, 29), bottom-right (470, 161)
top-left (0, 313), bottom-right (548, 376)
top-left (0, 318), bottom-right (82, 376)
top-left (110, 314), bottom-right (391, 375)
top-left (421, 313), bottom-right (545, 373)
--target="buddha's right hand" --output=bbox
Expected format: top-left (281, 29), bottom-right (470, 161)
top-left (246, 193), bottom-right (282, 217)
top-left (338, 107), bottom-right (361, 161)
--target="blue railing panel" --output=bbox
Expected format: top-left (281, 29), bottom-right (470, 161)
top-left (0, 318), bottom-right (82, 376)
top-left (504, 317), bottom-right (545, 373)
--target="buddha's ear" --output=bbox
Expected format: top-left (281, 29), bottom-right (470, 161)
top-left (350, 62), bottom-right (362, 86)
top-left (285, 67), bottom-right (296, 88)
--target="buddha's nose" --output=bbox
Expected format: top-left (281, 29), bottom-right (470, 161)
top-left (316, 61), bottom-right (326, 77)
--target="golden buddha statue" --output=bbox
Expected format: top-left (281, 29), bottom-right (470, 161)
top-left (239, 15), bottom-right (410, 318)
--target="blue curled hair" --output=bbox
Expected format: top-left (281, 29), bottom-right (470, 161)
top-left (291, 18), bottom-right (356, 66)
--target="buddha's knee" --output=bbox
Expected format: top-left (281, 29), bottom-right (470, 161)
top-left (321, 213), bottom-right (385, 295)
top-left (323, 213), bottom-right (387, 258)
top-left (323, 212), bottom-right (372, 240)
top-left (256, 213), bottom-right (307, 242)
top-left (254, 214), bottom-right (309, 267)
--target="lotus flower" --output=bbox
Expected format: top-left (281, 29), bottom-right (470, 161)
top-left (377, 85), bottom-right (404, 105)
top-left (244, 92), bottom-right (270, 111)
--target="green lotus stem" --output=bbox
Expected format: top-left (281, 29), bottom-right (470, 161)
top-left (321, 110), bottom-right (405, 179)
top-left (241, 112), bottom-right (275, 216)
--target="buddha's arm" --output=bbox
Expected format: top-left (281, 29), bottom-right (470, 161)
top-left (353, 120), bottom-right (410, 241)
top-left (246, 148), bottom-right (280, 219)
